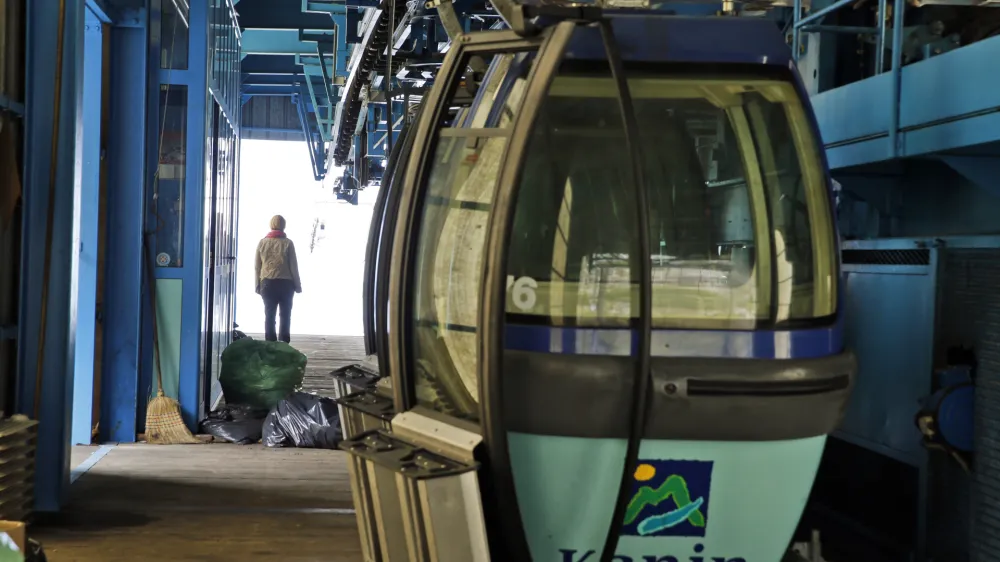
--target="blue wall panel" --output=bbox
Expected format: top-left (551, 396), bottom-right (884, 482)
top-left (812, 73), bottom-right (892, 147)
top-left (100, 24), bottom-right (148, 444)
top-left (901, 112), bottom-right (1000, 159)
top-left (20, 0), bottom-right (86, 511)
top-left (899, 35), bottom-right (1000, 129)
top-left (825, 137), bottom-right (892, 171)
top-left (812, 36), bottom-right (1000, 169)
top-left (839, 261), bottom-right (935, 465)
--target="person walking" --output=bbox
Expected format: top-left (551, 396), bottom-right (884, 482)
top-left (255, 215), bottom-right (302, 343)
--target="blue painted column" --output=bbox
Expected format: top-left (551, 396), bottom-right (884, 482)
top-left (177, 0), bottom-right (209, 429)
top-left (72, 9), bottom-right (105, 447)
top-left (99, 17), bottom-right (149, 444)
top-left (19, 0), bottom-right (86, 511)
top-left (136, 0), bottom-right (162, 436)
top-left (143, 0), bottom-right (209, 431)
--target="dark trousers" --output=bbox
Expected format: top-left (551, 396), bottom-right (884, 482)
top-left (261, 278), bottom-right (294, 343)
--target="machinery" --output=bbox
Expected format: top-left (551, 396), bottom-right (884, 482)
top-left (338, 7), bottom-right (856, 561)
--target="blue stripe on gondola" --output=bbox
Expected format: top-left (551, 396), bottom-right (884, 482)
top-left (562, 16), bottom-right (793, 67)
top-left (504, 324), bottom-right (841, 359)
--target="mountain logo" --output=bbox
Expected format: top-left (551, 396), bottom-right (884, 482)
top-left (621, 459), bottom-right (714, 538)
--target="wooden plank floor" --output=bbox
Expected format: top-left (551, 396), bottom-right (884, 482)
top-left (34, 335), bottom-right (368, 562)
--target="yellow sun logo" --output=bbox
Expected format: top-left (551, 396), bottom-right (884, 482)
top-left (634, 463), bottom-right (656, 482)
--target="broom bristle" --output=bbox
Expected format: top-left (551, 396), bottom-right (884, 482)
top-left (145, 395), bottom-right (201, 444)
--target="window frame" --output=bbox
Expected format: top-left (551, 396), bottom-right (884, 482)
top-left (388, 29), bottom-right (552, 417)
top-left (497, 75), bottom-right (838, 330)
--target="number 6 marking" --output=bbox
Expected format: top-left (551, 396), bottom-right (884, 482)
top-left (506, 275), bottom-right (537, 312)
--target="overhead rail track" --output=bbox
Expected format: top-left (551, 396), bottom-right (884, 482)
top-left (332, 0), bottom-right (412, 165)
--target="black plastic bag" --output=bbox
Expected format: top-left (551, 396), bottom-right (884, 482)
top-left (262, 392), bottom-right (342, 449)
top-left (199, 404), bottom-right (269, 445)
top-left (26, 539), bottom-right (46, 562)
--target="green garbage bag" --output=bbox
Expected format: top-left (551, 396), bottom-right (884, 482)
top-left (219, 338), bottom-right (307, 410)
top-left (0, 529), bottom-right (21, 562)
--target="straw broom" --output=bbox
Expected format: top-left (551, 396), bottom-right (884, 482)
top-left (143, 236), bottom-right (200, 445)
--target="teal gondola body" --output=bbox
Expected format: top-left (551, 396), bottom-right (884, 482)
top-left (381, 12), bottom-right (857, 562)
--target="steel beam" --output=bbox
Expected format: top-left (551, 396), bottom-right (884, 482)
top-left (241, 54), bottom-right (301, 73)
top-left (85, 0), bottom-right (114, 23)
top-left (20, 0), bottom-right (86, 511)
top-left (304, 0), bottom-right (349, 15)
top-left (100, 22), bottom-right (148, 446)
top-left (72, 9), bottom-right (105, 447)
top-left (242, 28), bottom-right (335, 55)
top-left (242, 73), bottom-right (304, 86)
top-left (294, 93), bottom-right (325, 179)
top-left (236, 0), bottom-right (334, 29)
top-left (888, 0), bottom-right (904, 159)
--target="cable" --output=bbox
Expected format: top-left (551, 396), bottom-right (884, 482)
top-left (597, 19), bottom-right (654, 562)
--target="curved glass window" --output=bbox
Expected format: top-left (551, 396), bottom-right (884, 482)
top-left (506, 69), bottom-right (837, 330)
top-left (410, 49), bottom-right (538, 422)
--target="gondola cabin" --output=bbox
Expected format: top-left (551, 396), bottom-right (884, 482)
top-left (341, 11), bottom-right (856, 562)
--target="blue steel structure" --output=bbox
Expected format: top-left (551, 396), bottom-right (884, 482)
top-left (19, 0), bottom-right (87, 513)
top-left (236, 0), bottom-right (505, 202)
top-left (8, 0), bottom-right (244, 512)
top-left (788, 3), bottom-right (1000, 562)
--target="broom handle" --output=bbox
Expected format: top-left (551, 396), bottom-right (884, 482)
top-left (143, 235), bottom-right (166, 396)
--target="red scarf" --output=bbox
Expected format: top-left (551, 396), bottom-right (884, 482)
top-left (266, 230), bottom-right (286, 239)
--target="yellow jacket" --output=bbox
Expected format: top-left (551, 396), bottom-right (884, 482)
top-left (255, 236), bottom-right (302, 293)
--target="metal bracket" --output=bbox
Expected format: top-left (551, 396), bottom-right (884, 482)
top-left (426, 0), bottom-right (464, 41)
top-left (487, 0), bottom-right (530, 35)
top-left (0, 95), bottom-right (24, 118)
top-left (339, 429), bottom-right (478, 478)
top-left (331, 363), bottom-right (384, 392)
top-left (0, 325), bottom-right (17, 341)
top-left (788, 530), bottom-right (827, 562)
top-left (335, 391), bottom-right (396, 422)
top-left (115, 7), bottom-right (146, 28)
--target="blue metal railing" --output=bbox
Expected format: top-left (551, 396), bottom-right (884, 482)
top-left (792, 0), bottom-right (906, 159)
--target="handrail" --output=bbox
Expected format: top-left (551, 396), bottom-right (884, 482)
top-left (792, 0), bottom-right (906, 159)
top-left (794, 0), bottom-right (855, 29)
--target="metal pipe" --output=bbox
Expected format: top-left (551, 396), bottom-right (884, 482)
top-left (876, 0), bottom-right (888, 73)
top-left (888, 0), bottom-right (904, 158)
top-left (801, 25), bottom-right (877, 34)
top-left (793, 0), bottom-right (802, 61)
top-left (403, 88), bottom-right (410, 126)
top-left (795, 0), bottom-right (856, 29)
top-left (385, 0), bottom-right (394, 157)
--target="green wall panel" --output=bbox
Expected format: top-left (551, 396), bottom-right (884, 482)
top-left (153, 279), bottom-right (183, 400)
